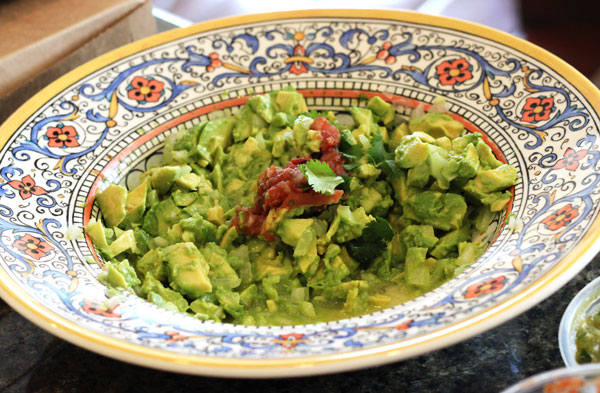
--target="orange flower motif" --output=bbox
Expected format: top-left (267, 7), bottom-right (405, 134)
top-left (436, 58), bottom-right (473, 86)
top-left (7, 175), bottom-right (47, 199)
top-left (288, 45), bottom-right (309, 75)
top-left (165, 330), bottom-right (188, 342)
top-left (464, 276), bottom-right (506, 299)
top-left (45, 124), bottom-right (80, 148)
top-left (127, 76), bottom-right (164, 102)
top-left (12, 234), bottom-right (53, 260)
top-left (542, 204), bottom-right (579, 231)
top-left (81, 299), bottom-right (121, 318)
top-left (521, 97), bottom-right (554, 122)
top-left (278, 333), bottom-right (305, 349)
top-left (206, 52), bottom-right (223, 72)
top-left (552, 148), bottom-right (588, 171)
top-left (376, 42), bottom-right (397, 65)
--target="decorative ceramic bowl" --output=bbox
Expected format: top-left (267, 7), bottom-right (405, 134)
top-left (559, 276), bottom-right (600, 367)
top-left (1, 10), bottom-right (600, 378)
top-left (501, 365), bottom-right (600, 393)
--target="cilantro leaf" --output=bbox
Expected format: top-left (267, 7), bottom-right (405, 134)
top-left (339, 129), bottom-right (363, 161)
top-left (298, 160), bottom-right (344, 195)
top-left (304, 110), bottom-right (330, 119)
top-left (367, 134), bottom-right (399, 177)
top-left (346, 217), bottom-right (396, 263)
top-left (340, 173), bottom-right (352, 191)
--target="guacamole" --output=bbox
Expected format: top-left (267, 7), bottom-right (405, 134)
top-left (575, 310), bottom-right (600, 363)
top-left (87, 88), bottom-right (518, 326)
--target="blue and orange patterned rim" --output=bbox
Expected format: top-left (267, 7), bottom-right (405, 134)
top-left (1, 9), bottom-right (600, 377)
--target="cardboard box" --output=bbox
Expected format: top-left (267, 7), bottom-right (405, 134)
top-left (0, 0), bottom-right (156, 123)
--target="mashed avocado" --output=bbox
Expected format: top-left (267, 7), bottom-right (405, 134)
top-left (88, 88), bottom-right (518, 326)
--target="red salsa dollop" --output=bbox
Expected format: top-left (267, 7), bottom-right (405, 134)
top-left (232, 117), bottom-right (346, 240)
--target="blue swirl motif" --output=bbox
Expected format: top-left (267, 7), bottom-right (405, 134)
top-left (196, 30), bottom-right (588, 149)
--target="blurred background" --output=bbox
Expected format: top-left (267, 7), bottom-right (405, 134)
top-left (153, 0), bottom-right (600, 85)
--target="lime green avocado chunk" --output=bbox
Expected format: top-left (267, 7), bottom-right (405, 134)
top-left (123, 178), bottom-right (149, 226)
top-left (333, 205), bottom-right (373, 243)
top-left (277, 218), bottom-right (315, 247)
top-left (366, 96), bottom-right (395, 127)
top-left (103, 229), bottom-right (137, 258)
top-left (148, 166), bottom-right (182, 196)
top-left (248, 94), bottom-right (277, 123)
top-left (233, 105), bottom-right (267, 143)
top-left (200, 243), bottom-right (241, 290)
top-left (85, 218), bottom-right (108, 249)
top-left (409, 112), bottom-right (464, 139)
top-left (275, 90), bottom-right (308, 117)
top-left (404, 191), bottom-right (467, 231)
top-left (141, 273), bottom-right (189, 313)
top-left (464, 164), bottom-right (518, 211)
top-left (96, 184), bottom-right (127, 228)
top-left (394, 135), bottom-right (430, 168)
top-left (98, 259), bottom-right (141, 290)
top-left (162, 242), bottom-right (212, 297)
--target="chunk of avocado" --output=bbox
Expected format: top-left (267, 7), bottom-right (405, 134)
top-left (190, 298), bottom-right (225, 321)
top-left (233, 105), bottom-right (267, 143)
top-left (148, 166), bottom-right (181, 196)
top-left (404, 247), bottom-right (430, 288)
top-left (136, 248), bottom-right (167, 281)
top-left (277, 218), bottom-right (315, 247)
top-left (175, 173), bottom-right (204, 191)
top-left (123, 178), bottom-right (149, 226)
top-left (197, 117), bottom-right (236, 164)
top-left (404, 191), bottom-right (467, 231)
top-left (162, 242), bottom-right (212, 297)
top-left (430, 221), bottom-right (471, 259)
top-left (99, 259), bottom-right (141, 289)
top-left (248, 94), bottom-right (276, 123)
top-left (96, 184), bottom-right (127, 228)
top-left (409, 112), bottom-right (464, 139)
top-left (85, 218), bottom-right (109, 249)
top-left (464, 164), bottom-right (517, 211)
top-left (367, 96), bottom-right (395, 127)
top-left (294, 227), bottom-right (320, 276)
top-left (200, 243), bottom-right (241, 290)
top-left (395, 135), bottom-right (430, 168)
top-left (275, 90), bottom-right (308, 117)
top-left (164, 122), bottom-right (206, 164)
top-left (350, 107), bottom-right (379, 139)
top-left (141, 273), bottom-right (189, 312)
top-left (103, 229), bottom-right (137, 258)
top-left (333, 205), bottom-right (373, 243)
top-left (477, 140), bottom-right (503, 169)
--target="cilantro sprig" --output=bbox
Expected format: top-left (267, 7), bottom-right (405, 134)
top-left (367, 134), bottom-right (399, 177)
top-left (298, 160), bottom-right (344, 195)
top-left (347, 217), bottom-right (395, 263)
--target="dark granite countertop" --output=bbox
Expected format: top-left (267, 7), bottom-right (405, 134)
top-left (1, 255), bottom-right (598, 393)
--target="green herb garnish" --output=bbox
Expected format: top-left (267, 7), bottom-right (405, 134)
top-left (298, 160), bottom-right (344, 195)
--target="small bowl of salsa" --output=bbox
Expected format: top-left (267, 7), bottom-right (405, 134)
top-left (559, 276), bottom-right (600, 366)
top-left (501, 365), bottom-right (600, 393)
